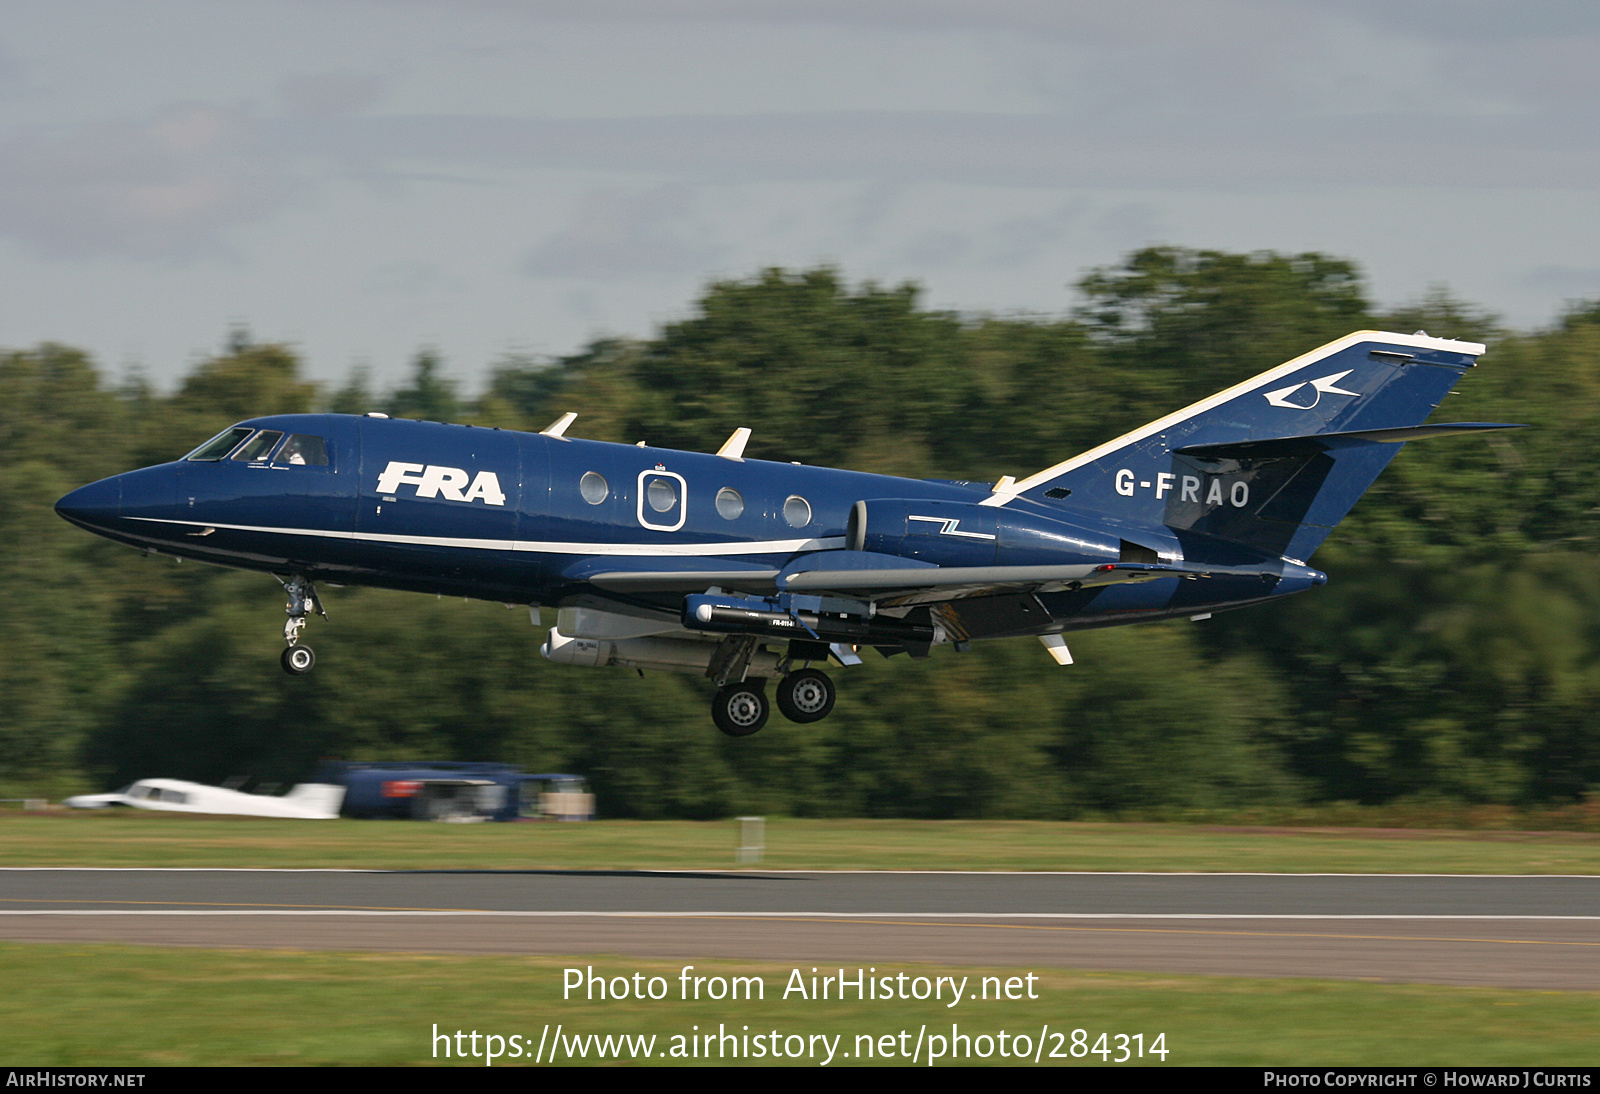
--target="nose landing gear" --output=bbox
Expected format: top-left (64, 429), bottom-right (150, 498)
top-left (279, 574), bottom-right (325, 676)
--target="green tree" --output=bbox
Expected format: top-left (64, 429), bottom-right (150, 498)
top-left (385, 349), bottom-right (460, 423)
top-left (627, 267), bottom-right (970, 476)
top-left (1075, 246), bottom-right (1372, 414)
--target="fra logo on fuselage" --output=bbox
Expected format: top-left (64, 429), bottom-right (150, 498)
top-left (375, 461), bottom-right (506, 506)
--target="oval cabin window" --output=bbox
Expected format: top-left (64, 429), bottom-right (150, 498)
top-left (579, 471), bottom-right (609, 504)
top-left (646, 477), bottom-right (678, 513)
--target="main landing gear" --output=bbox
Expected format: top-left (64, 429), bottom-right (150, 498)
top-left (278, 574), bottom-right (325, 676)
top-left (712, 681), bottom-right (769, 737)
top-left (710, 667), bottom-right (838, 738)
top-left (775, 668), bottom-right (835, 724)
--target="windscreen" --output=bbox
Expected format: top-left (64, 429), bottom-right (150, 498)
top-left (273, 434), bottom-right (329, 466)
top-left (232, 430), bottom-right (285, 462)
top-left (184, 426), bottom-right (254, 461)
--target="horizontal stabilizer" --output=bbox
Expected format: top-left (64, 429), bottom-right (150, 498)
top-left (1176, 422), bottom-right (1525, 460)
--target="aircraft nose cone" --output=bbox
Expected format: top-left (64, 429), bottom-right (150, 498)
top-left (55, 476), bottom-right (122, 530)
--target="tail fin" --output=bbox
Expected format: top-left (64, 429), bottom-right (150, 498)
top-left (282, 783), bottom-right (346, 818)
top-left (982, 331), bottom-right (1512, 561)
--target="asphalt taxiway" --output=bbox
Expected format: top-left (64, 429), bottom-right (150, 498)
top-left (1, 869), bottom-right (1596, 988)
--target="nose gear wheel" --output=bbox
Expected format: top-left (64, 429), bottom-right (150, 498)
top-left (278, 574), bottom-right (326, 675)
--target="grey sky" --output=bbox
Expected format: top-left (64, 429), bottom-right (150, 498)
top-left (2, 0), bottom-right (1597, 390)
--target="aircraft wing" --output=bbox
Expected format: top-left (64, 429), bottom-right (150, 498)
top-left (572, 552), bottom-right (1251, 607)
top-left (585, 569), bottom-right (782, 593)
top-left (778, 561), bottom-right (1202, 607)
top-left (568, 557), bottom-right (783, 595)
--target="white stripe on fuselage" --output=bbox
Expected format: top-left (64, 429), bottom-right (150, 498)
top-left (126, 517), bottom-right (842, 556)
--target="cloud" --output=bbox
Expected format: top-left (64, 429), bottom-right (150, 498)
top-left (1317, 0), bottom-right (1600, 42)
top-left (368, 0), bottom-right (1316, 45)
top-left (0, 103), bottom-right (294, 259)
top-left (523, 184), bottom-right (721, 279)
top-left (278, 72), bottom-right (388, 118)
top-left (0, 47), bottom-right (23, 100)
top-left (361, 260), bottom-right (466, 296)
top-left (898, 229), bottom-right (972, 267)
top-left (1520, 264), bottom-right (1600, 299)
top-left (7, 3), bottom-right (1600, 262)
top-left (298, 109), bottom-right (1600, 190)
top-left (363, 1), bottom-right (1600, 121)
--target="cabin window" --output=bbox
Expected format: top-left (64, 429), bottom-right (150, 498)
top-left (273, 434), bottom-right (329, 466)
top-left (184, 426), bottom-right (254, 461)
top-left (783, 495), bottom-right (812, 528)
top-left (579, 471), bottom-right (609, 504)
top-left (716, 487), bottom-right (744, 520)
top-left (232, 430), bottom-right (284, 462)
top-left (646, 476), bottom-right (678, 513)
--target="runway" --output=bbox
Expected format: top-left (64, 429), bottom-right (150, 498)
top-left (1, 869), bottom-right (1597, 989)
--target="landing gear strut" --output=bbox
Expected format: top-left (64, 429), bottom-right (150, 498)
top-left (279, 574), bottom-right (325, 675)
top-left (775, 668), bottom-right (835, 724)
top-left (704, 635), bottom-right (842, 734)
top-left (712, 680), bottom-right (769, 737)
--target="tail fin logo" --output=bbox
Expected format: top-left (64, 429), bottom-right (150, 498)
top-left (1262, 370), bottom-right (1362, 410)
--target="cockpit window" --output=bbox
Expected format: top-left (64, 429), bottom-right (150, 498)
top-left (184, 426), bottom-right (254, 461)
top-left (232, 430), bottom-right (285, 462)
top-left (273, 434), bottom-right (329, 467)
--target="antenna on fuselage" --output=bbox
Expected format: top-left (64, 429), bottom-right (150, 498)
top-left (540, 412), bottom-right (577, 439)
top-left (716, 427), bottom-right (751, 461)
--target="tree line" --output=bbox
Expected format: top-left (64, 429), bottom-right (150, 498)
top-left (4, 247), bottom-right (1598, 818)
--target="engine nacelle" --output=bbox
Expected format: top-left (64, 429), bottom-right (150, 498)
top-left (846, 499), bottom-right (1122, 569)
top-left (541, 627), bottom-right (782, 678)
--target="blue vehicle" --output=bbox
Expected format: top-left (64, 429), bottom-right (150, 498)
top-left (56, 331), bottom-right (1517, 736)
top-left (321, 761), bottom-right (525, 822)
top-left (316, 762), bottom-right (591, 822)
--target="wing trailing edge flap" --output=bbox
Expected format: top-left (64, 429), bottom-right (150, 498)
top-left (778, 559), bottom-right (1187, 605)
top-left (578, 552), bottom-right (1271, 604)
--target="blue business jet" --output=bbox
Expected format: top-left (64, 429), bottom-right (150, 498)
top-left (56, 331), bottom-right (1517, 736)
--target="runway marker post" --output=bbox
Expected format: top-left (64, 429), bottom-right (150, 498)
top-left (736, 817), bottom-right (765, 864)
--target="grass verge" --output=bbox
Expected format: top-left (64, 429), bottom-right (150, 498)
top-left (4, 811), bottom-right (1600, 873)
